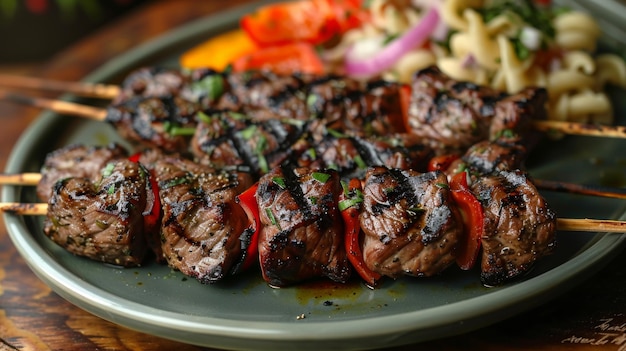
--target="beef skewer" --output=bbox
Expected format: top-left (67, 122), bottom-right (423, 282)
top-left (3, 146), bottom-right (623, 285)
top-left (3, 68), bottom-right (626, 153)
top-left (3, 201), bottom-right (623, 233)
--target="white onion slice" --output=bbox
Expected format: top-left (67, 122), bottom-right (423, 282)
top-left (344, 7), bottom-right (440, 77)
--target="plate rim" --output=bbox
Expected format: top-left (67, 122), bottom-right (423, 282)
top-left (3, 1), bottom-right (626, 349)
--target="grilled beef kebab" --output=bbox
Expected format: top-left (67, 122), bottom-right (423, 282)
top-left (103, 66), bottom-right (546, 157)
top-left (33, 127), bottom-right (557, 287)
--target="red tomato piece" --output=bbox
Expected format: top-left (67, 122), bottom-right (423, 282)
top-left (232, 42), bottom-right (325, 75)
top-left (240, 0), bottom-right (340, 46)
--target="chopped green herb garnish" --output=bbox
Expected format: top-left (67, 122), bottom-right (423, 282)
top-left (107, 184), bottom-right (116, 194)
top-left (309, 196), bottom-right (318, 205)
top-left (196, 111), bottom-right (213, 124)
top-left (311, 172), bottom-right (331, 183)
top-left (306, 148), bottom-right (317, 160)
top-left (228, 111), bottom-right (247, 120)
top-left (101, 163), bottom-right (115, 177)
top-left (436, 183), bottom-right (450, 189)
top-left (265, 207), bottom-right (280, 229)
top-left (272, 177), bottom-right (286, 189)
top-left (327, 128), bottom-right (347, 138)
top-left (162, 177), bottom-right (190, 189)
top-left (239, 125), bottom-right (257, 140)
top-left (191, 74), bottom-right (224, 101)
top-left (353, 154), bottom-right (367, 169)
top-left (306, 94), bottom-right (318, 111)
top-left (338, 197), bottom-right (363, 211)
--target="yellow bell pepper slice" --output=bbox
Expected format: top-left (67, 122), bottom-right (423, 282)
top-left (180, 29), bottom-right (258, 70)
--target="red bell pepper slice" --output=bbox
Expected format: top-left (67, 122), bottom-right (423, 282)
top-left (450, 171), bottom-right (484, 270)
top-left (232, 42), bottom-right (325, 75)
top-left (427, 154), bottom-right (461, 172)
top-left (339, 178), bottom-right (382, 287)
top-left (235, 183), bottom-right (261, 271)
top-left (398, 84), bottom-right (412, 133)
top-left (128, 152), bottom-right (161, 232)
top-left (240, 0), bottom-right (340, 46)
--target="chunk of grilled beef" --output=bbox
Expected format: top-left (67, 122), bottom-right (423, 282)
top-left (191, 109), bottom-right (307, 176)
top-left (155, 157), bottom-right (254, 283)
top-left (37, 143), bottom-right (128, 201)
top-left (304, 76), bottom-right (408, 138)
top-left (218, 70), bottom-right (309, 121)
top-left (408, 66), bottom-right (547, 153)
top-left (106, 95), bottom-right (200, 153)
top-left (112, 67), bottom-right (194, 104)
top-left (294, 132), bottom-right (433, 180)
top-left (470, 170), bottom-right (557, 286)
top-left (256, 166), bottom-right (351, 286)
top-left (218, 71), bottom-right (406, 137)
top-left (456, 138), bottom-right (527, 175)
top-left (43, 160), bottom-right (149, 267)
top-left (359, 166), bottom-right (463, 278)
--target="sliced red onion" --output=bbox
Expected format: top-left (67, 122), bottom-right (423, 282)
top-left (344, 7), bottom-right (440, 77)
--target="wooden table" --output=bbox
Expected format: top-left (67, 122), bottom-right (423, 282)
top-left (1, 1), bottom-right (626, 350)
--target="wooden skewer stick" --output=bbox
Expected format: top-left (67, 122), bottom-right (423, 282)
top-left (556, 218), bottom-right (626, 233)
top-left (0, 203), bottom-right (48, 216)
top-left (1, 200), bottom-right (623, 233)
top-left (533, 179), bottom-right (626, 200)
top-left (0, 74), bottom-right (121, 99)
top-left (0, 88), bottom-right (107, 121)
top-left (531, 120), bottom-right (626, 139)
top-left (0, 173), bottom-right (42, 186)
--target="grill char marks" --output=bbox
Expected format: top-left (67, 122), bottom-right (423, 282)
top-left (471, 170), bottom-right (557, 286)
top-left (43, 160), bottom-right (149, 267)
top-left (37, 143), bottom-right (128, 201)
top-left (191, 110), bottom-right (307, 176)
top-left (154, 156), bottom-right (253, 283)
top-left (256, 166), bottom-right (351, 287)
top-left (359, 166), bottom-right (463, 278)
top-left (408, 66), bottom-right (547, 153)
top-left (217, 71), bottom-right (407, 137)
top-left (294, 133), bottom-right (433, 180)
top-left (106, 95), bottom-right (200, 153)
top-left (442, 138), bottom-right (557, 286)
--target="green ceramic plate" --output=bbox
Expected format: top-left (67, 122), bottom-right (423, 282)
top-left (3, 2), bottom-right (626, 350)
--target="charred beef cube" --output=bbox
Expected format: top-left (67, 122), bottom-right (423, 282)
top-left (294, 132), bottom-right (433, 180)
top-left (470, 170), bottom-right (557, 286)
top-left (360, 166), bottom-right (463, 278)
top-left (155, 157), bottom-right (253, 283)
top-left (256, 167), bottom-right (351, 287)
top-left (408, 66), bottom-right (503, 152)
top-left (113, 67), bottom-right (194, 105)
top-left (218, 70), bottom-right (309, 121)
top-left (309, 79), bottom-right (407, 138)
top-left (191, 110), bottom-right (306, 176)
top-left (37, 143), bottom-right (128, 201)
top-left (461, 139), bottom-right (528, 175)
top-left (43, 160), bottom-right (149, 267)
top-left (106, 96), bottom-right (200, 153)
top-left (489, 87), bottom-right (548, 144)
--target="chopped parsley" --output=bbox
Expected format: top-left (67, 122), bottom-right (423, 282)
top-left (311, 172), bottom-right (331, 184)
